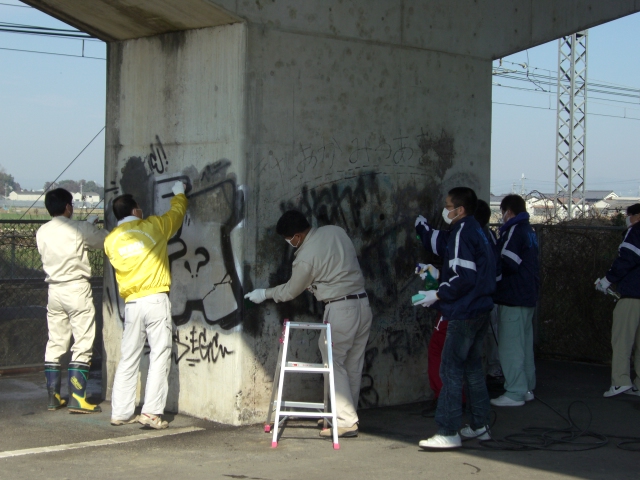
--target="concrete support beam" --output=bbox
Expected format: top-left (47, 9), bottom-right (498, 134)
top-left (24, 1), bottom-right (640, 58)
top-left (21, 0), bottom-right (240, 41)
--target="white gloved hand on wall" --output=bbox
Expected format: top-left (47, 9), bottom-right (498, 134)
top-left (86, 215), bottom-right (99, 225)
top-left (244, 289), bottom-right (267, 304)
top-left (415, 215), bottom-right (429, 230)
top-left (414, 290), bottom-right (439, 308)
top-left (172, 181), bottom-right (186, 196)
top-left (594, 277), bottom-right (611, 294)
top-left (415, 263), bottom-right (440, 280)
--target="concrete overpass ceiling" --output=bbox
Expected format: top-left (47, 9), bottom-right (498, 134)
top-left (20, 0), bottom-right (241, 42)
top-left (20, 1), bottom-right (640, 57)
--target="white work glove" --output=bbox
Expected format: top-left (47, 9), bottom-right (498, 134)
top-left (594, 277), bottom-right (611, 294)
top-left (86, 215), bottom-right (99, 225)
top-left (244, 289), bottom-right (267, 304)
top-left (415, 215), bottom-right (429, 230)
top-left (414, 290), bottom-right (439, 308)
top-left (415, 263), bottom-right (440, 280)
top-left (172, 181), bottom-right (186, 196)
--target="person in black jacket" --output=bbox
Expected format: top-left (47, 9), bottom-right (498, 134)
top-left (595, 203), bottom-right (640, 397)
top-left (491, 195), bottom-right (539, 407)
top-left (415, 187), bottom-right (496, 450)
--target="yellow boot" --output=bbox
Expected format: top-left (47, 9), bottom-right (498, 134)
top-left (67, 362), bottom-right (102, 414)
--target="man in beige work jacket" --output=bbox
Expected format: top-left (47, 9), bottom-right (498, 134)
top-left (245, 210), bottom-right (372, 438)
top-left (37, 188), bottom-right (107, 413)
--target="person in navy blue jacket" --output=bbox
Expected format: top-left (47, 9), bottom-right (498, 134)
top-left (490, 194), bottom-right (539, 407)
top-left (595, 203), bottom-right (640, 398)
top-left (415, 187), bottom-right (496, 450)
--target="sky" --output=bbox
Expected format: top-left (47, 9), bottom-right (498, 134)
top-left (0, 2), bottom-right (639, 196)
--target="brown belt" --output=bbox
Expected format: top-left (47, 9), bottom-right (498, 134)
top-left (325, 292), bottom-right (367, 305)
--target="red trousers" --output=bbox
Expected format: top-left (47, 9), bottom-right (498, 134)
top-left (428, 315), bottom-right (447, 399)
top-left (428, 315), bottom-right (467, 401)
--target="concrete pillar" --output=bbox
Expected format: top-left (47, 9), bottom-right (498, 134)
top-left (103, 24), bottom-right (249, 423)
top-left (101, 17), bottom-right (490, 424)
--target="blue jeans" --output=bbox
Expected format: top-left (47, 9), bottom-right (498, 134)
top-left (435, 313), bottom-right (491, 436)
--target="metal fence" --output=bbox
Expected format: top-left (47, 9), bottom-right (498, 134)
top-left (533, 223), bottom-right (625, 364)
top-left (0, 220), bottom-right (104, 369)
top-left (0, 219), bottom-right (627, 369)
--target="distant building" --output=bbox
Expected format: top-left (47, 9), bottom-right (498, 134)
top-left (8, 191), bottom-right (43, 202)
top-left (72, 192), bottom-right (101, 205)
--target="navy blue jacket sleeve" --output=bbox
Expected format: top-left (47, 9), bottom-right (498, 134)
top-left (416, 224), bottom-right (449, 257)
top-left (500, 225), bottom-right (525, 275)
top-left (606, 229), bottom-right (640, 284)
top-left (437, 224), bottom-right (477, 302)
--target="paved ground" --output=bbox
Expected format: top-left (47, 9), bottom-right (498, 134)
top-left (0, 359), bottom-right (638, 480)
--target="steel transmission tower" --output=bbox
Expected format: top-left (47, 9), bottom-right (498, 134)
top-left (554, 30), bottom-right (588, 219)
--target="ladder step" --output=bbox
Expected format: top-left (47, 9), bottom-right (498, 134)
top-left (285, 362), bottom-right (326, 368)
top-left (276, 411), bottom-right (335, 418)
top-left (281, 401), bottom-right (325, 409)
top-left (283, 366), bottom-right (330, 373)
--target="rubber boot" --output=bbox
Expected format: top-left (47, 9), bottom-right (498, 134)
top-left (44, 362), bottom-right (67, 411)
top-left (67, 362), bottom-right (102, 414)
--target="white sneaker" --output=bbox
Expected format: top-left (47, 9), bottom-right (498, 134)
top-left (459, 425), bottom-right (490, 440)
top-left (524, 391), bottom-right (535, 402)
top-left (418, 433), bottom-right (462, 450)
top-left (623, 386), bottom-right (640, 397)
top-left (603, 385), bottom-right (632, 397)
top-left (490, 395), bottom-right (524, 407)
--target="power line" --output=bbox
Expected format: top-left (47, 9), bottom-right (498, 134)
top-left (19, 127), bottom-right (106, 220)
top-left (0, 2), bottom-right (32, 7)
top-left (0, 46), bottom-right (106, 60)
top-left (0, 22), bottom-right (95, 39)
top-left (492, 100), bottom-right (640, 121)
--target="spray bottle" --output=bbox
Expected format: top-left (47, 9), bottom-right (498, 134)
top-left (412, 263), bottom-right (439, 305)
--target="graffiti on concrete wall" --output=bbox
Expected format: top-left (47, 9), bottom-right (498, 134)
top-left (254, 127), bottom-right (470, 405)
top-left (104, 136), bottom-right (242, 366)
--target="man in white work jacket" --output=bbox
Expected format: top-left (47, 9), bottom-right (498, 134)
top-left (37, 187), bottom-right (107, 413)
top-left (105, 182), bottom-right (187, 429)
top-left (245, 210), bottom-right (372, 438)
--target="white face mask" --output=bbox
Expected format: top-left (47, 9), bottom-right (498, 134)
top-left (626, 216), bottom-right (633, 229)
top-left (285, 235), bottom-right (300, 248)
top-left (442, 207), bottom-right (460, 225)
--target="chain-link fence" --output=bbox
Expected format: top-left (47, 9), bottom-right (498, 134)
top-left (533, 222), bottom-right (626, 364)
top-left (0, 220), bottom-right (104, 369)
top-left (0, 219), bottom-right (628, 368)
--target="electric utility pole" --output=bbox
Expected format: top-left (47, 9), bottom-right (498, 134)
top-left (554, 30), bottom-right (588, 219)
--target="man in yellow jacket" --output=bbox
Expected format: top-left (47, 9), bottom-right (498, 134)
top-left (105, 181), bottom-right (187, 429)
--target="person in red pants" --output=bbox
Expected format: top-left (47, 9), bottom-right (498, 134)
top-left (424, 314), bottom-right (447, 415)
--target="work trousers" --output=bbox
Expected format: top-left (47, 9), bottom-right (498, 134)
top-left (45, 281), bottom-right (95, 364)
top-left (435, 313), bottom-right (490, 436)
top-left (483, 306), bottom-right (502, 377)
top-left (111, 293), bottom-right (173, 421)
top-left (428, 316), bottom-right (447, 399)
top-left (611, 298), bottom-right (640, 388)
top-left (497, 305), bottom-right (536, 402)
top-left (319, 296), bottom-right (372, 428)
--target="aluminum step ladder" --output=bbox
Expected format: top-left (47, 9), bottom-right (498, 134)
top-left (264, 320), bottom-right (340, 450)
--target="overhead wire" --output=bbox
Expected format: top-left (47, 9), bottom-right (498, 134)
top-left (0, 46), bottom-right (105, 60)
top-left (18, 126), bottom-right (105, 220)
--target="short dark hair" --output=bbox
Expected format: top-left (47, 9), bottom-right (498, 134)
top-left (448, 187), bottom-right (477, 216)
top-left (112, 194), bottom-right (138, 221)
top-left (276, 210), bottom-right (310, 237)
top-left (44, 188), bottom-right (72, 216)
top-left (627, 204), bottom-right (640, 216)
top-left (475, 199), bottom-right (491, 228)
top-left (500, 194), bottom-right (526, 215)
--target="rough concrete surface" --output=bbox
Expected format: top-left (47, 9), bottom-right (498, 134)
top-left (1, 359), bottom-right (638, 480)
